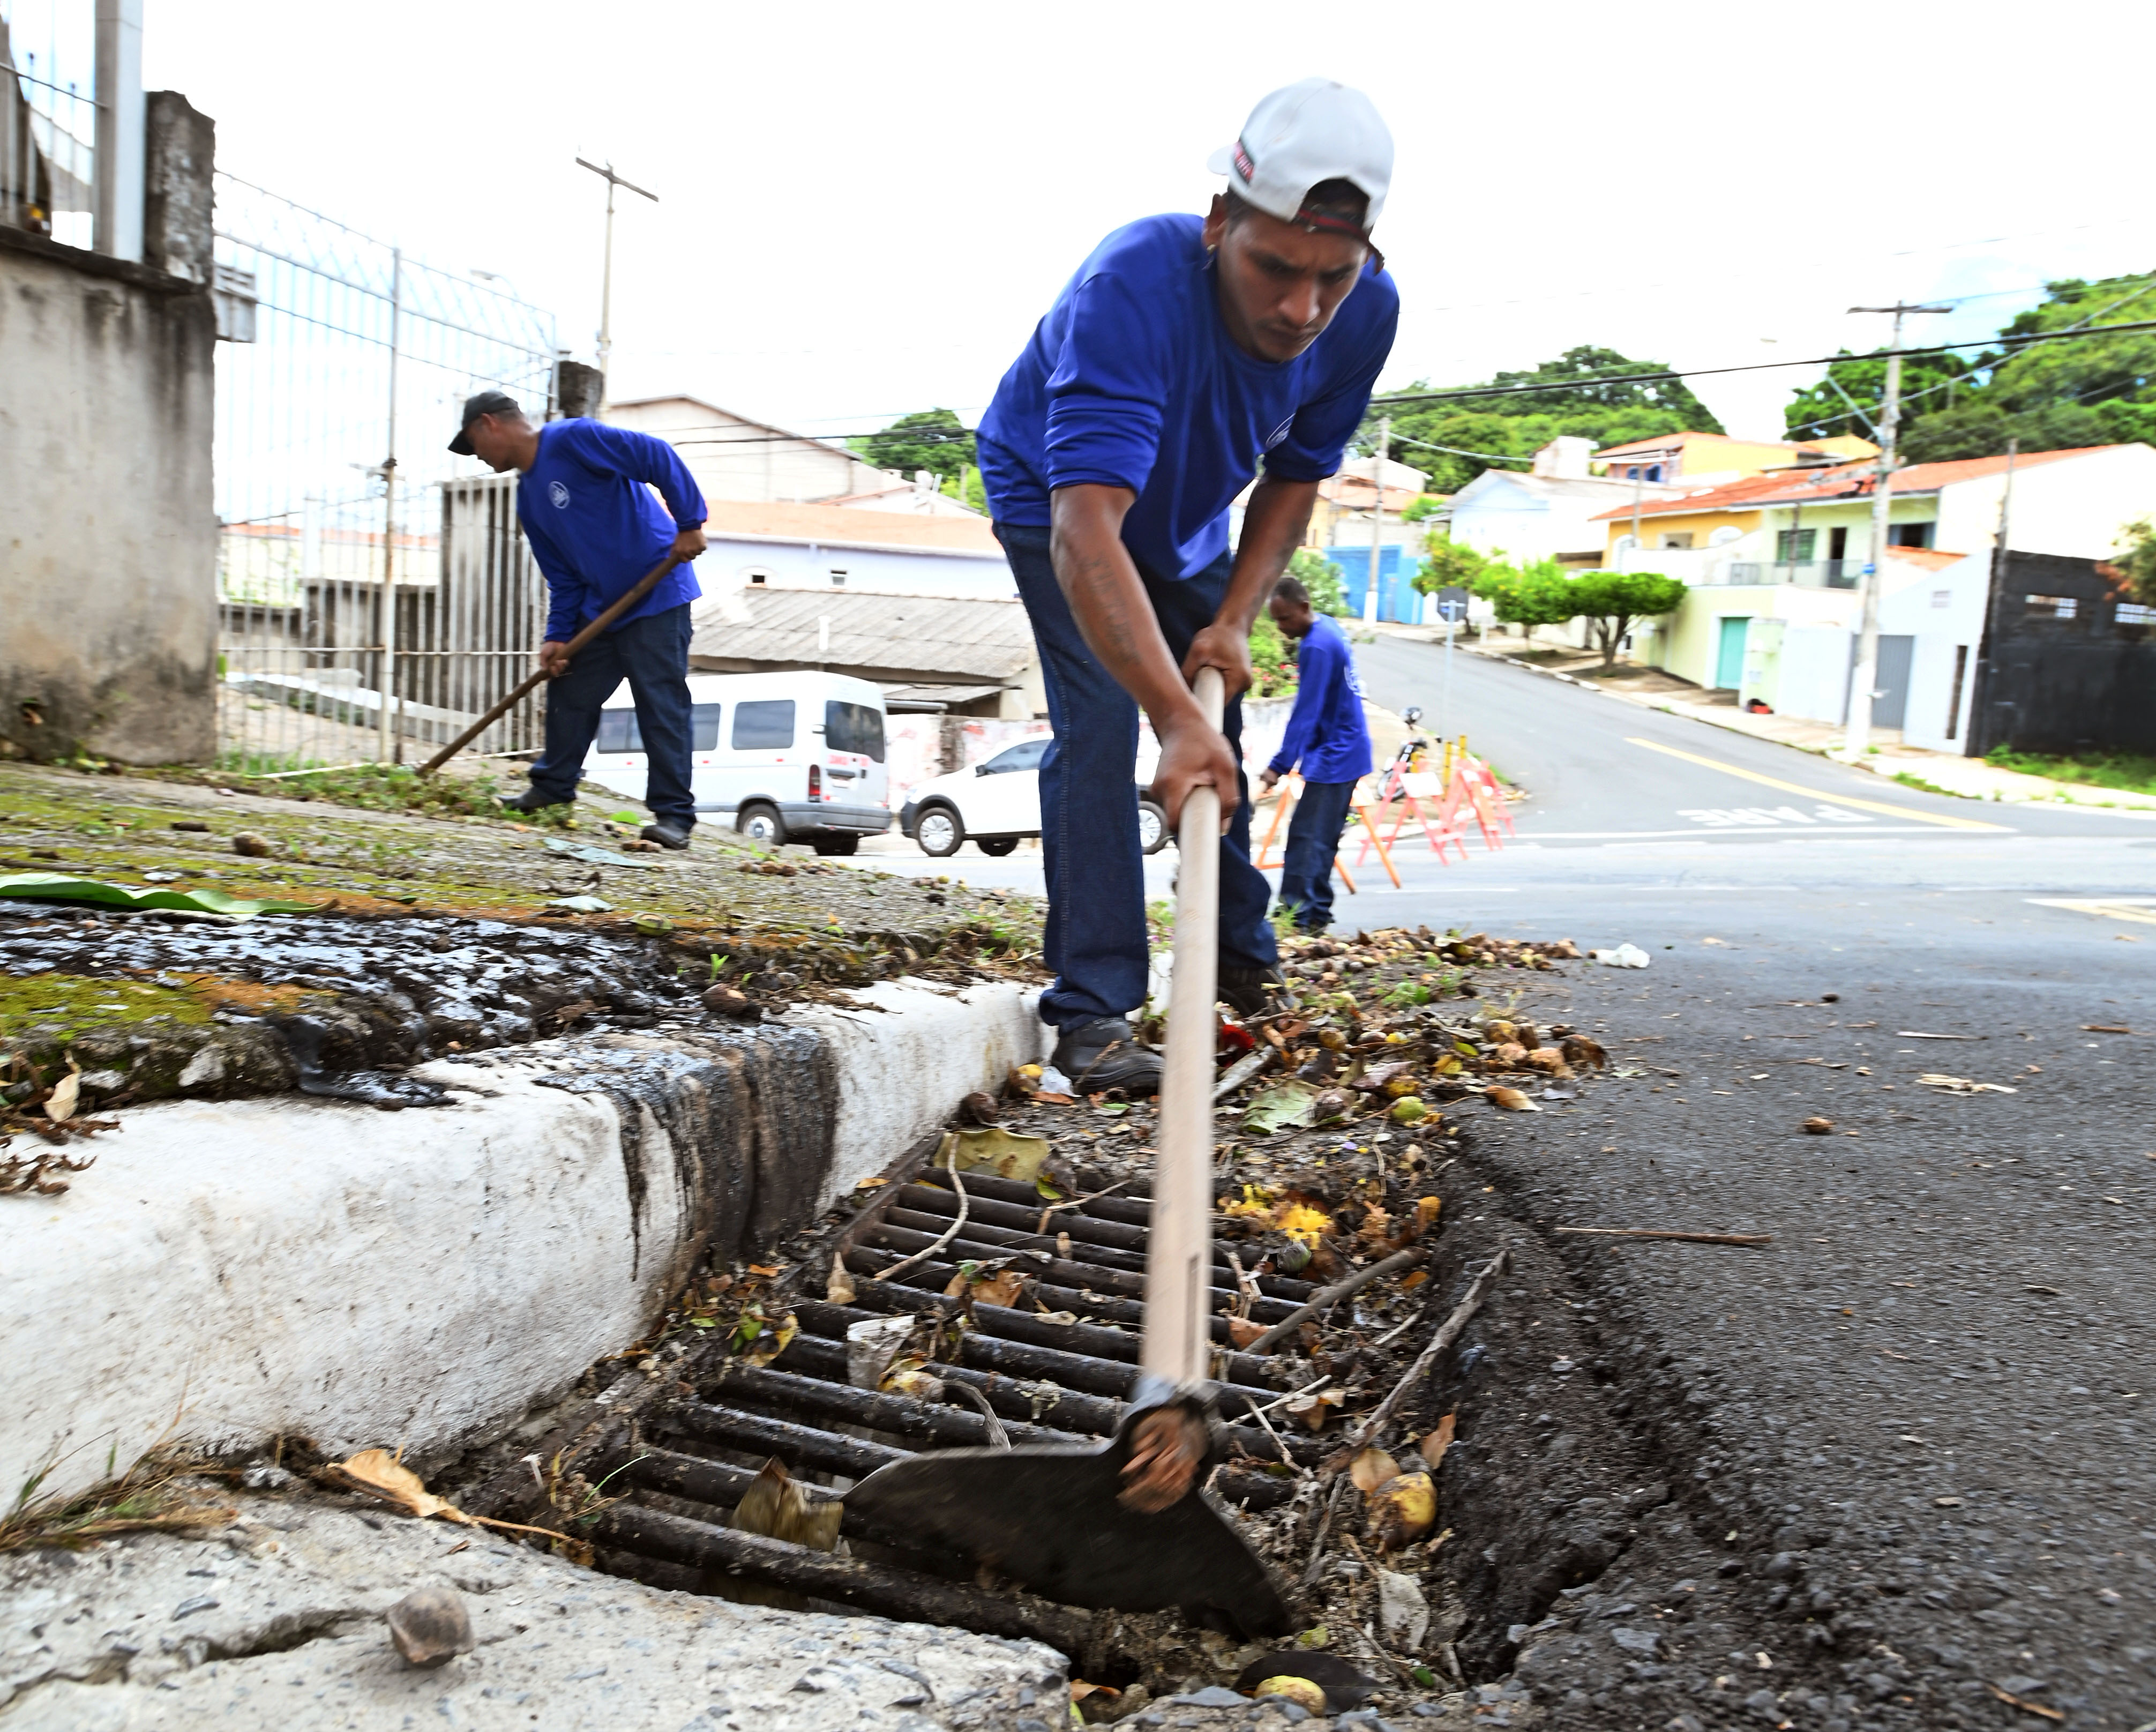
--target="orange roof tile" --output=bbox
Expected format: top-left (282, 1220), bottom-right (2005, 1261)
top-left (1590, 445), bottom-right (2122, 520)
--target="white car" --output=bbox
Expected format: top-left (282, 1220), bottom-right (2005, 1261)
top-left (898, 736), bottom-right (1170, 858)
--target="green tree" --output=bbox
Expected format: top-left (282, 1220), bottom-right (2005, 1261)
top-left (1287, 546), bottom-right (1348, 615)
top-left (2110, 518), bottom-right (2156, 606)
top-left (1787, 271), bottom-right (2156, 463)
top-left (1248, 609), bottom-right (1297, 697)
top-left (849, 408), bottom-right (976, 482)
top-left (1566, 570), bottom-right (1687, 668)
top-left (1469, 557), bottom-right (1574, 644)
top-left (1358, 346), bottom-right (1725, 495)
top-left (1413, 535), bottom-right (1493, 597)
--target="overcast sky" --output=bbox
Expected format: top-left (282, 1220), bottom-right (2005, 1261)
top-left (147, 0), bottom-right (2156, 457)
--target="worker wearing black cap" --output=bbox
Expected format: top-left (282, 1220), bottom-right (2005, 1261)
top-left (450, 391), bottom-right (708, 848)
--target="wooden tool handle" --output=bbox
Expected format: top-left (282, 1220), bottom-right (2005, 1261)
top-left (416, 550), bottom-right (682, 776)
top-left (1141, 666), bottom-right (1226, 1390)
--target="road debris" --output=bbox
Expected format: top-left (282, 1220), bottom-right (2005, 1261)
top-left (1802, 1115), bottom-right (1835, 1133)
top-left (1554, 1227), bottom-right (1772, 1246)
top-left (1915, 1072), bottom-right (2018, 1095)
top-left (1590, 943), bottom-right (1651, 968)
top-left (385, 1585), bottom-right (473, 1668)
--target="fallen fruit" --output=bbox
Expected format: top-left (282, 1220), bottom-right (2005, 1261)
top-left (1388, 1096), bottom-right (1428, 1125)
top-left (1251, 1676), bottom-right (1326, 1713)
top-left (230, 831), bottom-right (273, 857)
top-left (1366, 1468), bottom-right (1437, 1549)
top-left (958, 1089), bottom-right (1000, 1125)
top-left (1802, 1116), bottom-right (1834, 1134)
top-left (385, 1586), bottom-right (473, 1669)
top-left (1487, 1086), bottom-right (1538, 1112)
top-left (702, 985), bottom-right (759, 1019)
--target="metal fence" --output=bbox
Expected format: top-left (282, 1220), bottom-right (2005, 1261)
top-left (213, 173), bottom-right (560, 771)
top-left (2, 0), bottom-right (96, 247)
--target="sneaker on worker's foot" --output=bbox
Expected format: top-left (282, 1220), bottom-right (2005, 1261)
top-left (1217, 964), bottom-right (1286, 1020)
top-left (499, 788), bottom-right (571, 815)
top-left (1051, 1016), bottom-right (1162, 1098)
top-left (641, 822), bottom-right (691, 851)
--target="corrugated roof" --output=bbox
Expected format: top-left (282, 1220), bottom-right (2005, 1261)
top-left (1590, 445), bottom-right (2123, 521)
top-left (689, 588), bottom-right (1035, 684)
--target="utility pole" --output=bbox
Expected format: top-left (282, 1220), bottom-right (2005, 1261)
top-left (1366, 416), bottom-right (1390, 624)
top-left (1842, 301), bottom-right (1948, 755)
top-left (574, 158), bottom-right (657, 382)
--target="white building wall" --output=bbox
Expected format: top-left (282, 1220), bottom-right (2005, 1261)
top-left (607, 399), bottom-right (893, 505)
top-left (1880, 553), bottom-right (1989, 752)
top-left (1776, 625), bottom-right (1853, 724)
top-left (708, 534), bottom-right (1015, 600)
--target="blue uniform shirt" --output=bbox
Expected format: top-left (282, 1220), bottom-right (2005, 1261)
top-left (516, 419), bottom-right (706, 642)
top-left (977, 214), bottom-right (1398, 579)
top-left (1269, 614), bottom-right (1373, 785)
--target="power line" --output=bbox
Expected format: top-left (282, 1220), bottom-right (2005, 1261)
top-left (1368, 316), bottom-right (2156, 411)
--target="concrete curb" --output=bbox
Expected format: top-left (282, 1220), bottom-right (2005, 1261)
top-left (2, 979), bottom-right (1045, 1506)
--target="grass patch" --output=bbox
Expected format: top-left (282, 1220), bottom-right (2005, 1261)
top-left (3, 1451), bottom-right (235, 1556)
top-left (238, 762), bottom-right (575, 825)
top-left (1985, 746), bottom-right (2156, 797)
top-left (0, 972), bottom-right (213, 1044)
top-left (1893, 771), bottom-right (1959, 798)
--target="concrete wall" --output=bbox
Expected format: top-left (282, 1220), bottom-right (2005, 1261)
top-left (0, 93), bottom-right (217, 765)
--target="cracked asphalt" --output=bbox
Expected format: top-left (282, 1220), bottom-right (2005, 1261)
top-left (1338, 636), bottom-right (2155, 1731)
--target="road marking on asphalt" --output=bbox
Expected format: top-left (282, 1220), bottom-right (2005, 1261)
top-left (2026, 897), bottom-right (2156, 926)
top-left (1624, 737), bottom-right (2010, 831)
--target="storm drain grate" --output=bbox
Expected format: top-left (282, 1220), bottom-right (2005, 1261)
top-left (582, 1157), bottom-right (1331, 1652)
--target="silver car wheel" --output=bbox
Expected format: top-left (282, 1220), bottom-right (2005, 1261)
top-left (917, 808), bottom-right (961, 857)
top-left (1137, 800), bottom-right (1166, 854)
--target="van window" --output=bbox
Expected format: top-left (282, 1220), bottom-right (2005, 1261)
top-left (824, 699), bottom-right (886, 762)
top-left (692, 703), bottom-right (722, 751)
top-left (732, 699), bottom-right (795, 750)
top-left (596, 709), bottom-right (643, 753)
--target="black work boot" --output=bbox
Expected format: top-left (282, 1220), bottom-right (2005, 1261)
top-left (641, 821), bottom-right (692, 850)
top-left (1217, 964), bottom-right (1286, 1020)
top-left (1051, 1016), bottom-right (1162, 1098)
top-left (499, 788), bottom-right (571, 815)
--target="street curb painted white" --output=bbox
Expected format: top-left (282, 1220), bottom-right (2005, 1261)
top-left (2, 981), bottom-right (1048, 1506)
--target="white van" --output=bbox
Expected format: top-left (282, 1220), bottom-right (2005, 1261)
top-left (581, 671), bottom-right (892, 855)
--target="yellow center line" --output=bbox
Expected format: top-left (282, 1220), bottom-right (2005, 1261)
top-left (1623, 736), bottom-right (2010, 831)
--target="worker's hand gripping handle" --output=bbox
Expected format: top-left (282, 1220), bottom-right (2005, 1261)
top-left (1141, 666), bottom-right (1226, 1393)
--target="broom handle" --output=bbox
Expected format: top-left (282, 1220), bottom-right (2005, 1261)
top-left (1141, 666), bottom-right (1225, 1390)
top-left (416, 551), bottom-right (682, 776)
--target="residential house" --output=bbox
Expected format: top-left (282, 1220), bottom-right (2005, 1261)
top-left (699, 501), bottom-right (1014, 601)
top-left (1599, 443), bottom-right (2156, 731)
top-left (606, 395), bottom-right (978, 511)
top-left (1447, 437), bottom-right (1682, 569)
top-left (1594, 430), bottom-right (1874, 490)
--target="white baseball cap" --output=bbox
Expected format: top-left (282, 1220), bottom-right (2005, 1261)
top-left (1206, 79), bottom-right (1394, 237)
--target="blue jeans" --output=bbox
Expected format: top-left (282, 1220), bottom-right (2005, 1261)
top-left (526, 602), bottom-right (696, 831)
top-left (998, 522), bottom-right (1278, 1031)
top-left (1278, 777), bottom-right (1357, 930)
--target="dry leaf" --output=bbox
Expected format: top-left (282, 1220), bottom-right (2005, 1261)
top-left (1284, 1387), bottom-right (1346, 1431)
top-left (948, 1125), bottom-right (1053, 1181)
top-left (1356, 1208), bottom-right (1393, 1248)
top-left (881, 1363), bottom-right (946, 1402)
top-left (1365, 1469), bottom-right (1436, 1550)
top-left (1490, 1041), bottom-right (1528, 1069)
top-left (731, 1458), bottom-right (843, 1551)
top-left (1916, 1073), bottom-right (2017, 1095)
top-left (42, 1066), bottom-right (80, 1123)
top-left (1560, 1034), bottom-right (1607, 1070)
top-left (1414, 1196), bottom-right (1442, 1233)
top-left (1069, 1681), bottom-right (1120, 1704)
top-left (970, 1268), bottom-right (1029, 1308)
top-left (1419, 1412), bottom-right (1457, 1473)
top-left (1487, 1086), bottom-right (1539, 1112)
top-left (331, 1449), bottom-right (470, 1524)
top-left (1225, 1315), bottom-right (1268, 1349)
top-left (743, 1311), bottom-right (798, 1368)
top-left (1349, 1446), bottom-right (1401, 1492)
top-left (747, 1263), bottom-right (782, 1277)
top-left (826, 1255), bottom-right (856, 1305)
top-left (1399, 1270), bottom-right (1428, 1291)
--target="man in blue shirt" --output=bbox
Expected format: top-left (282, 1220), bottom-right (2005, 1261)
top-left (1260, 576), bottom-right (1374, 931)
top-left (451, 392), bottom-right (707, 848)
top-left (977, 79), bottom-right (1398, 1094)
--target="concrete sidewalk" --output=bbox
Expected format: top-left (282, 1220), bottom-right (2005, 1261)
top-left (1375, 624), bottom-right (2156, 813)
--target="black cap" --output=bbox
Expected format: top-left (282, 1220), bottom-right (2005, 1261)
top-left (448, 389), bottom-right (521, 454)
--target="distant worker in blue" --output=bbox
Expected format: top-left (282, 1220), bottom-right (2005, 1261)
top-left (451, 390), bottom-right (708, 849)
top-left (977, 78), bottom-right (1398, 1094)
top-left (1259, 574), bottom-right (1374, 931)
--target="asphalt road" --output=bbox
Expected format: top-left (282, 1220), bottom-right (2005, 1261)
top-left (857, 639), bottom-right (2153, 1727)
top-left (1348, 636), bottom-right (2156, 1730)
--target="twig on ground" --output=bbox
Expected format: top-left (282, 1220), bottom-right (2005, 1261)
top-left (1246, 1247), bottom-right (1426, 1354)
top-left (1554, 1228), bottom-right (1771, 1247)
top-left (1232, 1371), bottom-right (1334, 1423)
top-left (1370, 1303), bottom-right (1429, 1349)
top-left (1031, 1177), bottom-right (1133, 1236)
top-left (877, 1142), bottom-right (969, 1282)
top-left (1333, 1247), bottom-right (1510, 1462)
top-left (1212, 1046), bottom-right (1276, 1103)
top-left (1240, 1389), bottom-right (1296, 1467)
top-left (1300, 1474), bottom-right (1352, 1587)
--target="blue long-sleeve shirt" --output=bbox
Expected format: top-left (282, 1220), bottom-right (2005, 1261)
top-left (977, 214), bottom-right (1398, 580)
top-left (1269, 614), bottom-right (1373, 785)
top-left (516, 418), bottom-right (706, 642)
